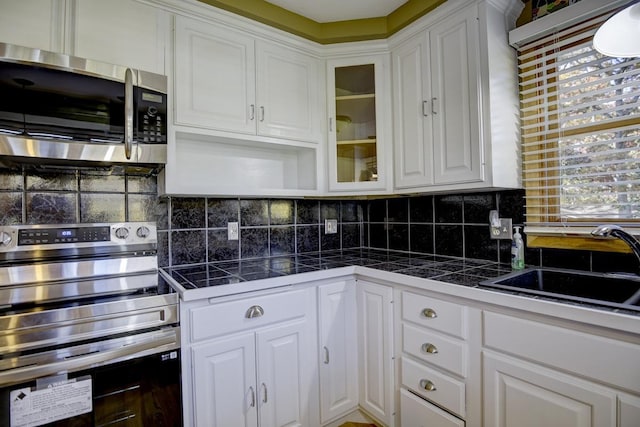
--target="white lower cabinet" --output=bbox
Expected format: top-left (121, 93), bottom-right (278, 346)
top-left (183, 287), bottom-right (318, 427)
top-left (483, 351), bottom-right (616, 427)
top-left (619, 393), bottom-right (640, 427)
top-left (357, 280), bottom-right (395, 426)
top-left (400, 388), bottom-right (464, 427)
top-left (318, 281), bottom-right (359, 423)
top-left (399, 290), bottom-right (470, 426)
top-left (482, 310), bottom-right (640, 427)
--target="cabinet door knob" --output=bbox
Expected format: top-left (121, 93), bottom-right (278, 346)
top-left (420, 379), bottom-right (437, 392)
top-left (260, 106), bottom-right (265, 122)
top-left (261, 382), bottom-right (268, 403)
top-left (421, 343), bottom-right (438, 354)
top-left (431, 97), bottom-right (438, 115)
top-left (422, 100), bottom-right (429, 117)
top-left (250, 104), bottom-right (255, 120)
top-left (323, 346), bottom-right (330, 364)
top-left (422, 308), bottom-right (437, 318)
top-left (245, 305), bottom-right (264, 318)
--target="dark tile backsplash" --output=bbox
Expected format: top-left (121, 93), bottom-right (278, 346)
top-left (0, 167), bottom-right (158, 225)
top-left (1, 166), bottom-right (634, 274)
top-left (161, 197), bottom-right (364, 267)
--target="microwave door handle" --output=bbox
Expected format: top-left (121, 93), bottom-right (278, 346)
top-left (124, 68), bottom-right (134, 160)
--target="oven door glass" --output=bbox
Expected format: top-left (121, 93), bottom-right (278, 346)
top-left (0, 351), bottom-right (182, 427)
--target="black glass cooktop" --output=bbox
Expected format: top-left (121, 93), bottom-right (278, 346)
top-left (162, 249), bottom-right (512, 290)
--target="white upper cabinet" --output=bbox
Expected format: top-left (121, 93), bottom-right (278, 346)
top-left (0, 0), bottom-right (63, 52)
top-left (0, 0), bottom-right (167, 74)
top-left (174, 15), bottom-right (322, 144)
top-left (70, 0), bottom-right (168, 74)
top-left (174, 16), bottom-right (256, 135)
top-left (256, 41), bottom-right (322, 143)
top-left (392, 30), bottom-right (433, 188)
top-left (429, 7), bottom-right (480, 185)
top-left (326, 54), bottom-right (392, 193)
top-left (392, 0), bottom-right (522, 192)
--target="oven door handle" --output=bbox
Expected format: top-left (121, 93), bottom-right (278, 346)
top-left (0, 328), bottom-right (179, 386)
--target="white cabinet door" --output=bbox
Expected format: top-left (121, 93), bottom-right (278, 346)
top-left (174, 15), bottom-right (256, 134)
top-left (357, 280), bottom-right (394, 426)
top-left (318, 281), bottom-right (358, 423)
top-left (327, 55), bottom-right (391, 193)
top-left (392, 31), bottom-right (434, 189)
top-left (257, 320), bottom-right (314, 427)
top-left (191, 333), bottom-right (258, 427)
top-left (0, 0), bottom-right (166, 73)
top-left (0, 0), bottom-right (63, 51)
top-left (619, 393), bottom-right (640, 427)
top-left (71, 0), bottom-right (167, 73)
top-left (429, 5), bottom-right (481, 185)
top-left (174, 16), bottom-right (321, 144)
top-left (483, 351), bottom-right (616, 427)
top-left (256, 40), bottom-right (322, 143)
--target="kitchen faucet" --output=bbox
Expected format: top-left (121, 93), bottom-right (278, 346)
top-left (591, 225), bottom-right (640, 274)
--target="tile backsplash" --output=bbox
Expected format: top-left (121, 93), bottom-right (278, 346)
top-left (0, 167), bottom-right (159, 225)
top-left (159, 197), bottom-right (363, 267)
top-left (1, 166), bottom-right (634, 274)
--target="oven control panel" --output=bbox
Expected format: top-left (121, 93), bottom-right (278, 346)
top-left (0, 222), bottom-right (157, 252)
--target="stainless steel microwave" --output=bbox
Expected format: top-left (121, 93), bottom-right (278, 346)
top-left (0, 43), bottom-right (167, 167)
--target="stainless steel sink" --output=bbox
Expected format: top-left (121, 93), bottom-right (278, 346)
top-left (480, 268), bottom-right (640, 311)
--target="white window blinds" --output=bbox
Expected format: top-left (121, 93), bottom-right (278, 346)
top-left (516, 9), bottom-right (640, 228)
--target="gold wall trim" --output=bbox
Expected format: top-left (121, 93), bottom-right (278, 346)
top-left (198, 0), bottom-right (446, 44)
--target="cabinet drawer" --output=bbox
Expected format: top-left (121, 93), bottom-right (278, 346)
top-left (403, 323), bottom-right (466, 377)
top-left (190, 289), bottom-right (310, 341)
top-left (400, 388), bottom-right (465, 427)
top-left (402, 291), bottom-right (466, 338)
top-left (484, 311), bottom-right (640, 394)
top-left (401, 357), bottom-right (466, 418)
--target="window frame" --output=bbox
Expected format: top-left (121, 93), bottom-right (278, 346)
top-left (510, 0), bottom-right (640, 253)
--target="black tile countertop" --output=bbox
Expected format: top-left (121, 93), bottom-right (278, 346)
top-left (163, 248), bottom-right (512, 290)
top-left (162, 248), bottom-right (640, 316)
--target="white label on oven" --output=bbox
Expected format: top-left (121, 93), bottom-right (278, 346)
top-left (10, 377), bottom-right (92, 427)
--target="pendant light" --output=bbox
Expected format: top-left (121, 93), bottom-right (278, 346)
top-left (593, 2), bottom-right (640, 58)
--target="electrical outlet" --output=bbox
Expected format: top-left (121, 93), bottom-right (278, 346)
top-left (325, 219), bottom-right (338, 234)
top-left (227, 222), bottom-right (239, 240)
top-left (490, 218), bottom-right (513, 239)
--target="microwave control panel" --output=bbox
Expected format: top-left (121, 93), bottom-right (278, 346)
top-left (136, 88), bottom-right (166, 144)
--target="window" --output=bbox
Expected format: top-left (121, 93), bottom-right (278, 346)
top-left (515, 7), bottom-right (640, 250)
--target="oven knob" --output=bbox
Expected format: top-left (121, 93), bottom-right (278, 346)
top-left (0, 231), bottom-right (12, 247)
top-left (136, 226), bottom-right (150, 238)
top-left (114, 227), bottom-right (129, 239)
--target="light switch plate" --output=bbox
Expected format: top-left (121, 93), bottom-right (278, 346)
top-left (325, 219), bottom-right (338, 234)
top-left (490, 218), bottom-right (512, 239)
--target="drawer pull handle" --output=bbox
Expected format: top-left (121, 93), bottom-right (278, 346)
top-left (421, 343), bottom-right (438, 354)
top-left (246, 305), bottom-right (264, 319)
top-left (422, 308), bottom-right (437, 318)
top-left (420, 379), bottom-right (437, 392)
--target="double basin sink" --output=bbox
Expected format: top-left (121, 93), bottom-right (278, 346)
top-left (480, 268), bottom-right (640, 311)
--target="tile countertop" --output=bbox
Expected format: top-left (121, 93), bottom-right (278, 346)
top-left (160, 248), bottom-right (640, 334)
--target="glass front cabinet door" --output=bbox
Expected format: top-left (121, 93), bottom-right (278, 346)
top-left (327, 55), bottom-right (390, 192)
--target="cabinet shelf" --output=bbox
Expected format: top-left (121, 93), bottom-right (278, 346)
top-left (336, 93), bottom-right (375, 101)
top-left (337, 139), bottom-right (376, 145)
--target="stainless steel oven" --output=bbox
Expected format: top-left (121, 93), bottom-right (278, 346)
top-left (0, 222), bottom-right (181, 427)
